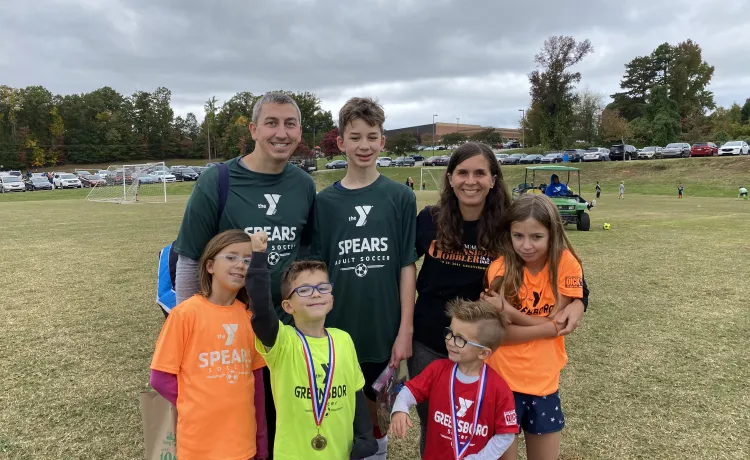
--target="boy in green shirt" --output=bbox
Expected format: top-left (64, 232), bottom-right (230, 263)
top-left (247, 231), bottom-right (377, 460)
top-left (311, 97), bottom-right (418, 459)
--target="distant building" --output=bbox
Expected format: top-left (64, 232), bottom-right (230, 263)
top-left (384, 122), bottom-right (521, 144)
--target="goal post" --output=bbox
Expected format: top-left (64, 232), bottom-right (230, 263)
top-left (86, 162), bottom-right (168, 203)
top-left (419, 167), bottom-right (447, 192)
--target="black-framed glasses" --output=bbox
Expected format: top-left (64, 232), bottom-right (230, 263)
top-left (286, 282), bottom-right (334, 300)
top-left (215, 254), bottom-right (252, 266)
top-left (444, 327), bottom-right (489, 350)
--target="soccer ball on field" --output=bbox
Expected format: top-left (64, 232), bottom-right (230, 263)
top-left (603, 222), bottom-right (611, 230)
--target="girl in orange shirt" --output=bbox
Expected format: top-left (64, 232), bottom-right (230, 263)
top-left (150, 229), bottom-right (268, 460)
top-left (481, 194), bottom-right (584, 460)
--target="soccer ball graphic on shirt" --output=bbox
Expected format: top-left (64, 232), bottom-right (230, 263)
top-left (354, 263), bottom-right (369, 277)
top-left (226, 370), bottom-right (239, 384)
top-left (268, 252), bottom-right (281, 265)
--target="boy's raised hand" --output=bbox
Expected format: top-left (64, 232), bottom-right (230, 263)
top-left (249, 231), bottom-right (268, 253)
top-left (389, 412), bottom-right (412, 439)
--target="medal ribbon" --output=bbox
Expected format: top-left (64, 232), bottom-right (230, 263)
top-left (450, 363), bottom-right (488, 460)
top-left (295, 328), bottom-right (336, 427)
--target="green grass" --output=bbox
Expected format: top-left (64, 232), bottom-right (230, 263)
top-left (1, 167), bottom-right (749, 459)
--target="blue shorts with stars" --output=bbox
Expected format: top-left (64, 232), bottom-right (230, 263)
top-left (513, 391), bottom-right (565, 435)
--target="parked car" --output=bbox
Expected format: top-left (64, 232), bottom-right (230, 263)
top-left (564, 149), bottom-right (585, 162)
top-left (502, 153), bottom-right (526, 165)
top-left (326, 160), bottom-right (348, 169)
top-left (75, 170), bottom-right (92, 179)
top-left (638, 146), bottom-right (663, 160)
top-left (392, 156), bottom-right (416, 167)
top-left (80, 173), bottom-right (106, 187)
top-left (376, 157), bottom-right (392, 167)
top-left (423, 156), bottom-right (442, 166)
top-left (583, 147), bottom-right (610, 162)
top-left (433, 156), bottom-right (450, 166)
top-left (520, 154), bottom-right (543, 164)
top-left (690, 142), bottom-right (718, 157)
top-left (718, 140), bottom-right (749, 156)
top-left (609, 144), bottom-right (638, 161)
top-left (495, 153), bottom-right (509, 163)
top-left (410, 154), bottom-right (425, 162)
top-left (136, 172), bottom-right (158, 184)
top-left (659, 142), bottom-right (691, 159)
top-left (192, 166), bottom-right (208, 176)
top-left (1, 176), bottom-right (26, 192)
top-left (25, 177), bottom-right (53, 191)
top-left (53, 173), bottom-right (82, 189)
top-left (541, 153), bottom-right (564, 163)
top-left (149, 171), bottom-right (177, 182)
top-left (171, 167), bottom-right (199, 181)
top-left (503, 140), bottom-right (521, 149)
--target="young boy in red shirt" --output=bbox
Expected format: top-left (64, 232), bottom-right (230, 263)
top-left (390, 299), bottom-right (517, 459)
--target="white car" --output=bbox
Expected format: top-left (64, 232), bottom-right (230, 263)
top-left (53, 173), bottom-right (82, 189)
top-left (718, 141), bottom-right (749, 156)
top-left (0, 176), bottom-right (26, 192)
top-left (149, 171), bottom-right (177, 182)
top-left (638, 146), bottom-right (663, 160)
top-left (376, 157), bottom-right (392, 167)
top-left (583, 147), bottom-right (610, 162)
top-left (96, 170), bottom-right (110, 178)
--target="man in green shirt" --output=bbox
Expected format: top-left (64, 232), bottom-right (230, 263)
top-left (311, 97), bottom-right (417, 459)
top-left (172, 91), bottom-right (315, 459)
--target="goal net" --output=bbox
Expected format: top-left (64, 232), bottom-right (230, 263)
top-left (419, 167), bottom-right (447, 192)
top-left (86, 162), bottom-right (168, 203)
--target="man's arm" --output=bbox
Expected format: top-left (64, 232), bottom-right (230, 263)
top-left (350, 391), bottom-right (378, 459)
top-left (175, 255), bottom-right (200, 305)
top-left (246, 242), bottom-right (280, 348)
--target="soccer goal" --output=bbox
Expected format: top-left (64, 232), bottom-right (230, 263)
top-left (419, 167), bottom-right (447, 192)
top-left (86, 162), bottom-right (168, 203)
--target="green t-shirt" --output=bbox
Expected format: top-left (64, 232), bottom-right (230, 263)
top-left (311, 175), bottom-right (418, 363)
top-left (257, 323), bottom-right (365, 460)
top-left (173, 157), bottom-right (315, 321)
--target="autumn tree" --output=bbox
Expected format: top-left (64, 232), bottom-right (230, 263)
top-left (572, 88), bottom-right (604, 144)
top-left (600, 109), bottom-right (631, 143)
top-left (320, 128), bottom-right (341, 159)
top-left (528, 36), bottom-right (593, 149)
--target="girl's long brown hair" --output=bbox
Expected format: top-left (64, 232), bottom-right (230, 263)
top-left (199, 229), bottom-right (252, 305)
top-left (433, 142), bottom-right (511, 255)
top-left (488, 194), bottom-right (580, 315)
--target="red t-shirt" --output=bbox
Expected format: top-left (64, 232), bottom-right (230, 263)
top-left (406, 359), bottom-right (518, 459)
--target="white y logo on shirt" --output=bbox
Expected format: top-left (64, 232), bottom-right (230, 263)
top-left (354, 205), bottom-right (372, 227)
top-left (222, 324), bottom-right (238, 346)
top-left (456, 397), bottom-right (474, 418)
top-left (264, 194), bottom-right (281, 215)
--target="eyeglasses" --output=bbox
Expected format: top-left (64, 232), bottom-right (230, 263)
top-left (286, 282), bottom-right (334, 300)
top-left (215, 254), bottom-right (252, 266)
top-left (444, 327), bottom-right (489, 350)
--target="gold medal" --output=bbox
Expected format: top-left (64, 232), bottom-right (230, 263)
top-left (311, 433), bottom-right (327, 451)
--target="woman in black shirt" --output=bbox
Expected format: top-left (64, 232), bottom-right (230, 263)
top-left (409, 142), bottom-right (589, 454)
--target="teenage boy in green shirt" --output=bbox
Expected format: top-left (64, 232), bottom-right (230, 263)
top-left (311, 97), bottom-right (417, 459)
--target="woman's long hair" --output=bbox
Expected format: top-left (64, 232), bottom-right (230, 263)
top-left (489, 194), bottom-right (581, 314)
top-left (199, 229), bottom-right (251, 305)
top-left (433, 142), bottom-right (511, 255)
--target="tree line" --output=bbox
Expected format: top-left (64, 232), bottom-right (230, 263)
top-left (0, 86), bottom-right (334, 169)
top-left (521, 36), bottom-right (750, 149)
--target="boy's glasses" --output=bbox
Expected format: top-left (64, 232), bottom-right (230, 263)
top-left (444, 327), bottom-right (489, 350)
top-left (286, 282), bottom-right (334, 299)
top-left (215, 254), bottom-right (252, 266)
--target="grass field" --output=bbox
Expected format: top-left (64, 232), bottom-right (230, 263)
top-left (1, 161), bottom-right (749, 459)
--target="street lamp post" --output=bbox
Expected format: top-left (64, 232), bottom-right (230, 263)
top-left (518, 109), bottom-right (525, 148)
top-left (432, 114), bottom-right (438, 150)
top-left (456, 118), bottom-right (460, 133)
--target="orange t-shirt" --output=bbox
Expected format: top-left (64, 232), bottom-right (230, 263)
top-left (151, 295), bottom-right (266, 460)
top-left (484, 250), bottom-right (583, 396)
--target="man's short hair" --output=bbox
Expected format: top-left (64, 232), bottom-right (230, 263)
top-left (252, 92), bottom-right (302, 125)
top-left (446, 299), bottom-right (508, 351)
top-left (338, 97), bottom-right (385, 135)
top-left (281, 260), bottom-right (329, 299)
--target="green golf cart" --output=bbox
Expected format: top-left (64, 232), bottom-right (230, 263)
top-left (512, 165), bottom-right (592, 231)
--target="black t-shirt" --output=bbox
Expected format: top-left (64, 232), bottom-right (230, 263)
top-left (413, 206), bottom-right (496, 354)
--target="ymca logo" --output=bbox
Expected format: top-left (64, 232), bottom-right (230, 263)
top-left (349, 205), bottom-right (373, 226)
top-left (456, 397), bottom-right (474, 417)
top-left (259, 194), bottom-right (281, 215)
top-left (221, 324), bottom-right (238, 346)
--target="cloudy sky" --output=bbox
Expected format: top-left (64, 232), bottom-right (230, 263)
top-left (1, 0), bottom-right (748, 130)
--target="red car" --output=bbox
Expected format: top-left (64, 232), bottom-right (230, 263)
top-left (690, 142), bottom-right (718, 157)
